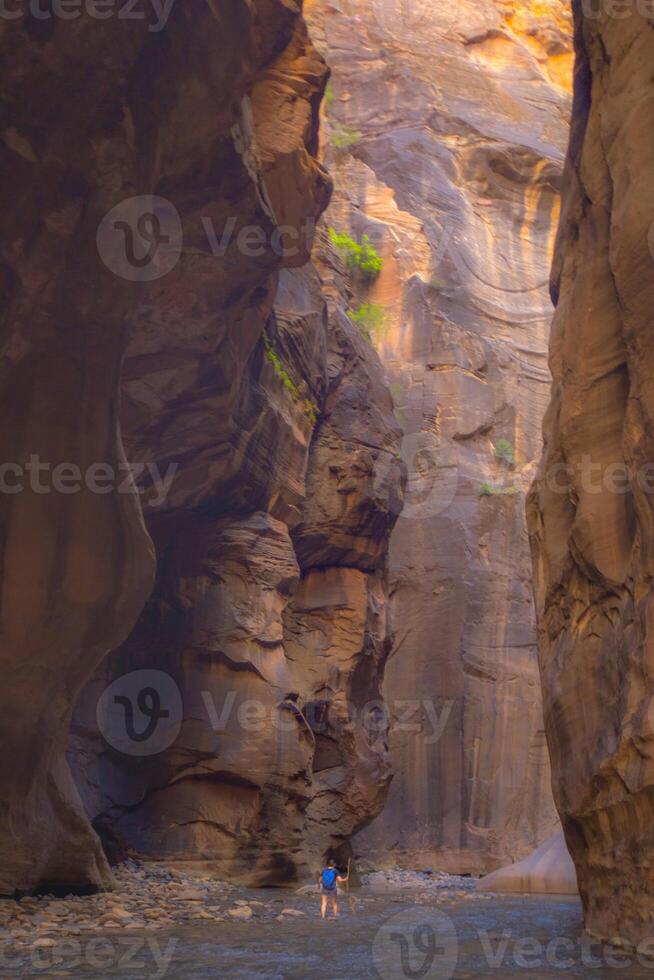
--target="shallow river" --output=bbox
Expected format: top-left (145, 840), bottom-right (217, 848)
top-left (7, 889), bottom-right (654, 979)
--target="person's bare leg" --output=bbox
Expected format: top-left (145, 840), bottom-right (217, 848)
top-left (321, 895), bottom-right (327, 919)
top-left (332, 895), bottom-right (339, 918)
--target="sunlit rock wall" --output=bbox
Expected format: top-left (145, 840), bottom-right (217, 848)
top-left (308, 0), bottom-right (572, 872)
top-left (529, 0), bottom-right (654, 948)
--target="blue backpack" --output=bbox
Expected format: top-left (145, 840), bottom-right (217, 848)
top-left (321, 867), bottom-right (337, 889)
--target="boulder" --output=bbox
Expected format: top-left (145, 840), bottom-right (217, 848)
top-left (477, 831), bottom-right (578, 895)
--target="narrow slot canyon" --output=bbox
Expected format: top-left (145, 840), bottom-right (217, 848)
top-left (2, 1), bottom-right (654, 977)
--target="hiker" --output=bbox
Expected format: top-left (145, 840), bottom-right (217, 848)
top-left (318, 859), bottom-right (348, 919)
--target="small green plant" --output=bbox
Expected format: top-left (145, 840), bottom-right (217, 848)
top-left (494, 438), bottom-right (515, 466)
top-left (429, 276), bottom-right (446, 291)
top-left (389, 382), bottom-right (404, 405)
top-left (328, 227), bottom-right (383, 280)
top-left (389, 382), bottom-right (406, 426)
top-left (479, 482), bottom-right (520, 498)
top-left (330, 124), bottom-right (362, 151)
top-left (349, 304), bottom-right (386, 341)
top-left (263, 330), bottom-right (319, 425)
top-left (324, 82), bottom-right (335, 109)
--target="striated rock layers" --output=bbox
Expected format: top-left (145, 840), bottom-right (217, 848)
top-left (528, 2), bottom-right (654, 947)
top-left (70, 256), bottom-right (404, 883)
top-left (308, 0), bottom-right (572, 872)
top-left (62, 7), bottom-right (403, 884)
top-left (1, 1), bottom-right (403, 893)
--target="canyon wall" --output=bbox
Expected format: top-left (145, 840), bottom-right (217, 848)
top-left (528, 1), bottom-right (654, 947)
top-left (63, 9), bottom-right (404, 884)
top-left (1, 1), bottom-right (404, 893)
top-left (308, 0), bottom-right (572, 872)
top-left (70, 252), bottom-right (404, 883)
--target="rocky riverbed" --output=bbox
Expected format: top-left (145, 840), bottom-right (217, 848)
top-left (0, 863), bottom-right (486, 951)
top-left (4, 864), bottom-right (654, 978)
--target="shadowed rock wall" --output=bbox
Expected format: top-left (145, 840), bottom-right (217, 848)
top-left (70, 253), bottom-right (404, 883)
top-left (1, 0), bottom-right (400, 893)
top-left (528, 0), bottom-right (654, 947)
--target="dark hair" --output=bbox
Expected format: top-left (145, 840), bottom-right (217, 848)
top-left (327, 859), bottom-right (336, 867)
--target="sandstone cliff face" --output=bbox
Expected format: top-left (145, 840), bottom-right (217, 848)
top-left (528, 2), bottom-right (654, 947)
top-left (0, 1), bottom-right (357, 894)
top-left (307, 0), bottom-right (572, 872)
top-left (70, 253), bottom-right (404, 883)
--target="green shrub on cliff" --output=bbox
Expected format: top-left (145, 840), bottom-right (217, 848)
top-left (263, 330), bottom-right (319, 425)
top-left (330, 124), bottom-right (362, 150)
top-left (479, 482), bottom-right (520, 498)
top-left (349, 303), bottom-right (386, 341)
top-left (494, 438), bottom-right (515, 466)
top-left (328, 227), bottom-right (383, 280)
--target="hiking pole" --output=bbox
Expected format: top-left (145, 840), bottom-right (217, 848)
top-left (346, 857), bottom-right (355, 912)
